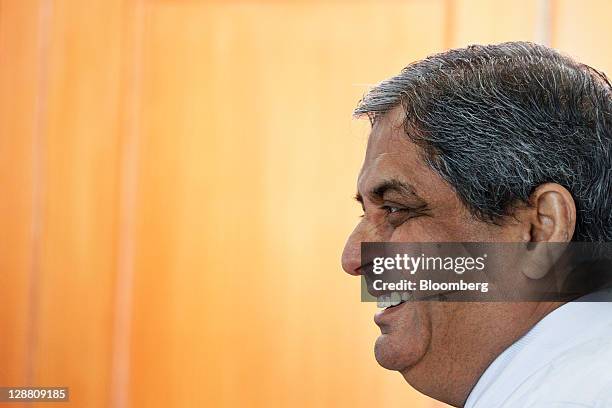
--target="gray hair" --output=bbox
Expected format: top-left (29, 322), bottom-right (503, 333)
top-left (354, 41), bottom-right (612, 242)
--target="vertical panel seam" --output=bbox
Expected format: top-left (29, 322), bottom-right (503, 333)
top-left (110, 0), bottom-right (145, 407)
top-left (443, 0), bottom-right (455, 50)
top-left (26, 0), bottom-right (53, 389)
top-left (535, 0), bottom-right (553, 46)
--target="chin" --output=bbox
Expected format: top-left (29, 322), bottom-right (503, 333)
top-left (374, 332), bottom-right (426, 372)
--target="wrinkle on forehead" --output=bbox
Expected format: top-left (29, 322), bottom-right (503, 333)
top-left (358, 152), bottom-right (409, 190)
top-left (360, 108), bottom-right (410, 176)
top-left (359, 114), bottom-right (424, 194)
top-left (365, 107), bottom-right (407, 160)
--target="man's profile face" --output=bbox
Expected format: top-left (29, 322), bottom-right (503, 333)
top-left (341, 107), bottom-right (525, 379)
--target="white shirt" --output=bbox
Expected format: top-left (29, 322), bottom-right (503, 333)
top-left (465, 289), bottom-right (612, 408)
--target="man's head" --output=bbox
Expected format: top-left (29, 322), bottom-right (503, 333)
top-left (341, 42), bottom-right (611, 405)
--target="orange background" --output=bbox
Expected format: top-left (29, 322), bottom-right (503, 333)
top-left (0, 1), bottom-right (610, 407)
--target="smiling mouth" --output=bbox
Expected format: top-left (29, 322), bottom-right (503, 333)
top-left (377, 291), bottom-right (412, 309)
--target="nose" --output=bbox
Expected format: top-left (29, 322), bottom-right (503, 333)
top-left (342, 227), bottom-right (364, 276)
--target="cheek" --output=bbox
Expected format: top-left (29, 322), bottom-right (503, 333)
top-left (392, 214), bottom-right (507, 242)
top-left (391, 218), bottom-right (465, 242)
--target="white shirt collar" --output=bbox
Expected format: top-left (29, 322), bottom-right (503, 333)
top-left (464, 289), bottom-right (612, 408)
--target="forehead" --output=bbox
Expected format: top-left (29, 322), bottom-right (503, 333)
top-left (358, 107), bottom-right (433, 193)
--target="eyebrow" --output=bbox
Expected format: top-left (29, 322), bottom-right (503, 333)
top-left (355, 178), bottom-right (423, 204)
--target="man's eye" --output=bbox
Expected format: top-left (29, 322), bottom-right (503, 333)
top-left (380, 204), bottom-right (429, 227)
top-left (381, 205), bottom-right (403, 214)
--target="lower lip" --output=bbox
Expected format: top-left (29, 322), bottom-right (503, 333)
top-left (374, 301), bottom-right (409, 325)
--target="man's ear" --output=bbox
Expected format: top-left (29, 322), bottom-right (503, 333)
top-left (528, 183), bottom-right (576, 243)
top-left (517, 183), bottom-right (576, 279)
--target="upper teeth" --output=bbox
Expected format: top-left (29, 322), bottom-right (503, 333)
top-left (377, 292), bottom-right (412, 308)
